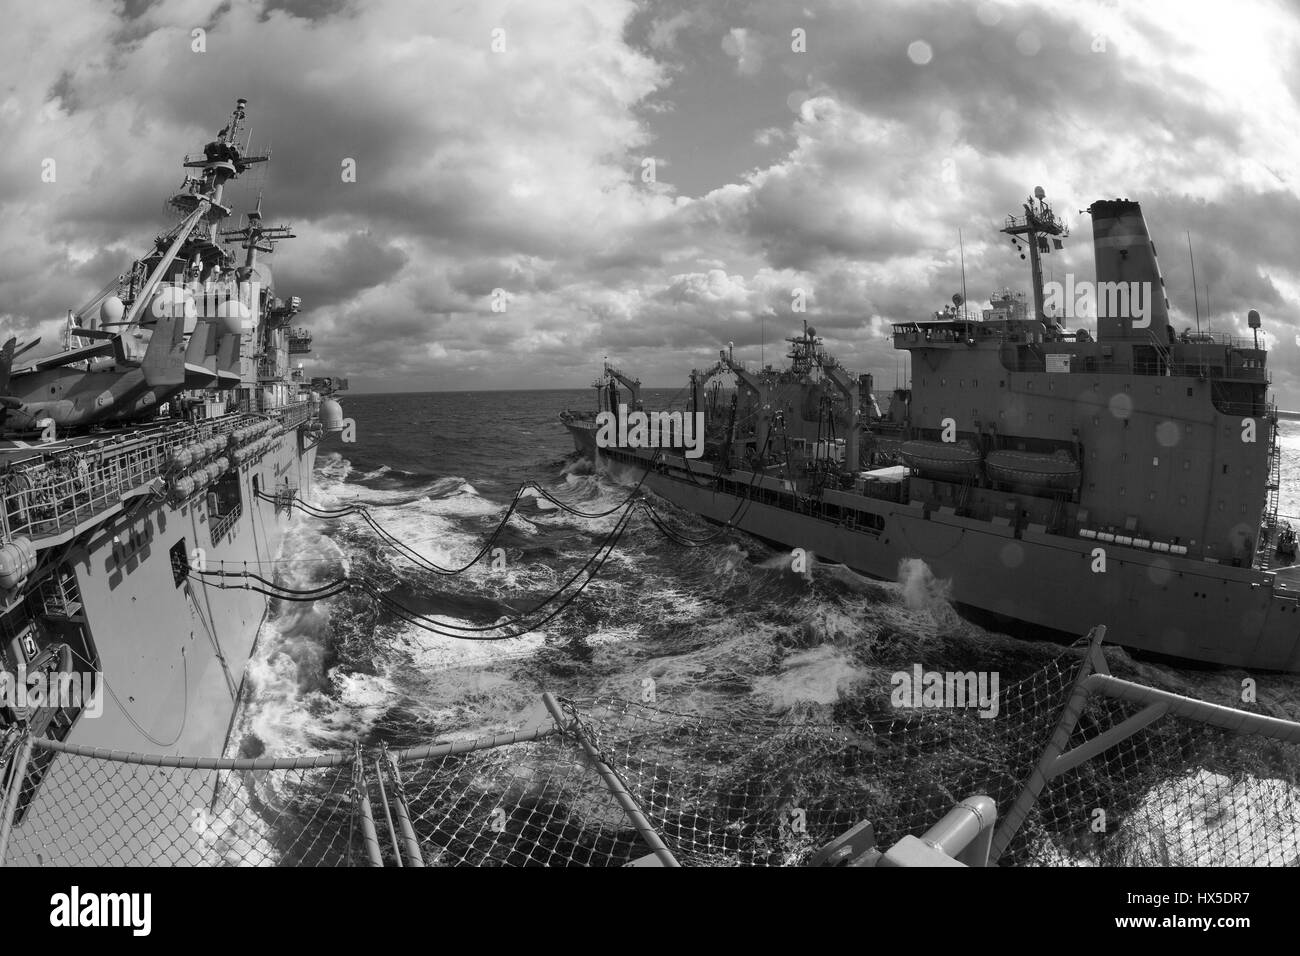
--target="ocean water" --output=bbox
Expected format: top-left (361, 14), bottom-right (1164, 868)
top-left (222, 392), bottom-right (1300, 861)
top-left (228, 395), bottom-right (1300, 754)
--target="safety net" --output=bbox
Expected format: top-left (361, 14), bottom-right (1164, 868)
top-left (2, 632), bottom-right (1297, 866)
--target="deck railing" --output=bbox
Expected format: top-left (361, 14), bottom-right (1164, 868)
top-left (0, 401), bottom-right (318, 543)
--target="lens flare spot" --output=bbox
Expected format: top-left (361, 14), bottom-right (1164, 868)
top-left (1016, 30), bottom-right (1041, 56)
top-left (907, 40), bottom-right (933, 65)
top-left (1155, 420), bottom-right (1180, 447)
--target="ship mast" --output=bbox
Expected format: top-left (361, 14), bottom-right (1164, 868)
top-left (220, 194), bottom-right (295, 278)
top-left (786, 320), bottom-right (817, 377)
top-left (1000, 186), bottom-right (1068, 321)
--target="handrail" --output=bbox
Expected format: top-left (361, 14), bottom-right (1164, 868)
top-left (0, 401), bottom-right (318, 542)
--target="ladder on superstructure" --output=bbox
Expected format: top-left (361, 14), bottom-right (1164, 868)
top-left (1259, 418), bottom-right (1282, 570)
top-left (1142, 328), bottom-right (1174, 375)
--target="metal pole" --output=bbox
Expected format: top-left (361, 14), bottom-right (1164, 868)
top-left (353, 749), bottom-right (383, 867)
top-left (386, 754), bottom-right (425, 867)
top-left (541, 693), bottom-right (679, 868)
top-left (918, 795), bottom-right (998, 866)
top-left (1047, 702), bottom-right (1168, 779)
top-left (0, 735), bottom-right (36, 867)
top-left (1085, 674), bottom-right (1300, 742)
top-left (988, 626), bottom-right (1105, 864)
top-left (373, 756), bottom-right (403, 867)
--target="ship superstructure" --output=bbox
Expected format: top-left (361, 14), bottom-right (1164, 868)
top-left (0, 101), bottom-right (345, 855)
top-left (563, 189), bottom-right (1300, 671)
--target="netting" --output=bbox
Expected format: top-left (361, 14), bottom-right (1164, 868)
top-left (1010, 687), bottom-right (1300, 867)
top-left (1, 753), bottom-right (357, 866)
top-left (2, 637), bottom-right (1298, 867)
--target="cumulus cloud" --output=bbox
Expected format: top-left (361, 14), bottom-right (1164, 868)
top-left (2, 0), bottom-right (1300, 404)
top-left (721, 27), bottom-right (765, 76)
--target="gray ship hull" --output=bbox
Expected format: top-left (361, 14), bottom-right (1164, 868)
top-left (564, 420), bottom-right (1300, 671)
top-left (67, 429), bottom-right (316, 757)
top-left (2, 409), bottom-right (322, 865)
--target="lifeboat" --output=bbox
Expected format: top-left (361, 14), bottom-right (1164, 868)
top-left (985, 449), bottom-right (1081, 491)
top-left (170, 475), bottom-right (196, 501)
top-left (900, 440), bottom-right (981, 479)
top-left (0, 536), bottom-right (36, 591)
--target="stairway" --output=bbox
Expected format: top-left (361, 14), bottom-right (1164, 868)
top-left (1258, 420), bottom-right (1282, 570)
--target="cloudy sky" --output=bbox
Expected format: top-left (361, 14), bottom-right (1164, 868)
top-left (4, 0), bottom-right (1300, 402)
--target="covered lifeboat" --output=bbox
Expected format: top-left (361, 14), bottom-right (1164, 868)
top-left (985, 448), bottom-right (1081, 491)
top-left (900, 439), bottom-right (981, 479)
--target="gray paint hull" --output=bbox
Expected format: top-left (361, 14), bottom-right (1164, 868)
top-left (4, 427), bottom-right (319, 865)
top-left (565, 422), bottom-right (1300, 671)
top-left (68, 430), bottom-right (317, 756)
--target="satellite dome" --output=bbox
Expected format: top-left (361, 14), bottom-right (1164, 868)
top-left (320, 399), bottom-right (345, 432)
top-left (216, 298), bottom-right (251, 335)
top-left (99, 296), bottom-right (124, 328)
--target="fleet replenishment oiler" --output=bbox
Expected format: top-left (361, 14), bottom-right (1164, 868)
top-left (563, 189), bottom-right (1300, 673)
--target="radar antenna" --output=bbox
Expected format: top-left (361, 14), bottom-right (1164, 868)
top-left (220, 197), bottom-right (296, 271)
top-left (1001, 185), bottom-right (1068, 321)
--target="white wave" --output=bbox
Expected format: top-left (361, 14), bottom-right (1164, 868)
top-left (1113, 768), bottom-right (1300, 866)
top-left (754, 645), bottom-right (868, 707)
top-left (898, 557), bottom-right (954, 612)
top-left (335, 670), bottom-right (399, 714)
top-left (397, 623), bottom-right (547, 672)
top-left (228, 513), bottom-right (371, 757)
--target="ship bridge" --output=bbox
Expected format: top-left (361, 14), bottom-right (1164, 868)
top-left (887, 191), bottom-right (1276, 570)
top-left (894, 316), bottom-right (1270, 417)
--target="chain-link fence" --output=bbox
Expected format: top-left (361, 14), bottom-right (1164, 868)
top-left (2, 629), bottom-right (1297, 866)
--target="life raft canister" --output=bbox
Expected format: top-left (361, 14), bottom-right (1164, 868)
top-left (0, 537), bottom-right (36, 591)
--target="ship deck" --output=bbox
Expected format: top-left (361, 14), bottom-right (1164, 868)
top-left (1269, 562), bottom-right (1300, 590)
top-left (0, 401), bottom-right (317, 548)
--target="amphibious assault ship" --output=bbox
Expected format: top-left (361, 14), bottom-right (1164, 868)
top-left (563, 190), bottom-right (1300, 672)
top-left (0, 100), bottom-right (345, 847)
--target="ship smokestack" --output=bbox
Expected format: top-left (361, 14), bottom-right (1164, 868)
top-left (1088, 199), bottom-right (1170, 342)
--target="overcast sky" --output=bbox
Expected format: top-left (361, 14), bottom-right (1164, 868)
top-left (4, 0), bottom-right (1300, 403)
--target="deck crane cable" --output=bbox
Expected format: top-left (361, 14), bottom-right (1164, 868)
top-left (267, 435), bottom-right (768, 562)
top-left (205, 496), bottom-right (635, 626)
top-left (273, 450), bottom-right (759, 553)
top-left (255, 452), bottom-right (664, 575)
top-left (192, 504), bottom-right (638, 641)
top-left (214, 446), bottom-right (773, 637)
